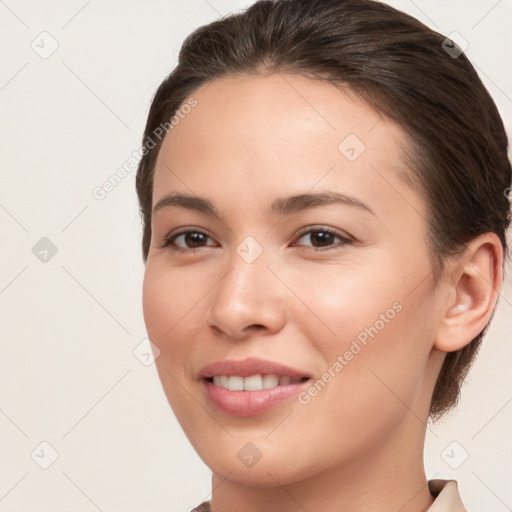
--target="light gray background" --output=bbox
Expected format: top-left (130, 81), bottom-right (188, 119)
top-left (0, 0), bottom-right (511, 510)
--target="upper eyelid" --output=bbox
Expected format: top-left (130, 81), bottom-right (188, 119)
top-left (167, 226), bottom-right (215, 238)
top-left (295, 225), bottom-right (351, 239)
top-left (166, 228), bottom-right (218, 246)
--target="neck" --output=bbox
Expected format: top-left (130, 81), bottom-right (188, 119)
top-left (210, 415), bottom-right (435, 512)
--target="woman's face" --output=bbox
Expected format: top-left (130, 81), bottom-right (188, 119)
top-left (143, 73), bottom-right (447, 485)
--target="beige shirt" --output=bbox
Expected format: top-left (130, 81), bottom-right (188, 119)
top-left (427, 479), bottom-right (467, 511)
top-left (192, 479), bottom-right (467, 511)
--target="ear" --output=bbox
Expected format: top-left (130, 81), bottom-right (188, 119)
top-left (434, 233), bottom-right (504, 352)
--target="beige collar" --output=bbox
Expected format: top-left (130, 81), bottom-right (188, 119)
top-left (193, 479), bottom-right (468, 512)
top-left (427, 479), bottom-right (468, 511)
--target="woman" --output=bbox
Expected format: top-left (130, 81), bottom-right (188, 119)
top-left (135, 0), bottom-right (511, 510)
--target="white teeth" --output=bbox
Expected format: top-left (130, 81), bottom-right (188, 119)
top-left (243, 374), bottom-right (262, 391)
top-left (210, 374), bottom-right (304, 391)
top-left (213, 376), bottom-right (229, 388)
top-left (228, 376), bottom-right (244, 391)
top-left (262, 374), bottom-right (279, 389)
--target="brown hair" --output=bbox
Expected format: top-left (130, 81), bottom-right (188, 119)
top-left (135, 0), bottom-right (511, 419)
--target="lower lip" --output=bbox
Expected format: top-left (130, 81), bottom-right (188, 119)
top-left (202, 378), bottom-right (311, 417)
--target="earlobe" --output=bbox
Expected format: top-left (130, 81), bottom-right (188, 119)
top-left (434, 234), bottom-right (503, 353)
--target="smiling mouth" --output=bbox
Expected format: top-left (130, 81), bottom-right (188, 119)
top-left (205, 374), bottom-right (311, 391)
top-left (201, 361), bottom-right (313, 416)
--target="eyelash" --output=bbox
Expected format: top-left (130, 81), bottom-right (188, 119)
top-left (160, 226), bottom-right (354, 252)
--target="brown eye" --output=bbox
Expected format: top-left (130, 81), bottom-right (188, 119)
top-left (294, 227), bottom-right (353, 249)
top-left (303, 231), bottom-right (337, 247)
top-left (162, 230), bottom-right (216, 250)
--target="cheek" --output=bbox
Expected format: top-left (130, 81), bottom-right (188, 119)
top-left (142, 267), bottom-right (171, 344)
top-left (143, 262), bottom-right (202, 339)
top-left (286, 258), bottom-right (402, 349)
top-left (295, 258), bottom-right (436, 411)
top-left (142, 264), bottom-right (206, 430)
top-left (142, 263), bottom-right (205, 376)
top-left (296, 249), bottom-right (434, 343)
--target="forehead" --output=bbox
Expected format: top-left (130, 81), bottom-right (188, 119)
top-left (153, 73), bottom-right (426, 222)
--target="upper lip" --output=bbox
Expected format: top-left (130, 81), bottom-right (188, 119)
top-left (198, 357), bottom-right (311, 379)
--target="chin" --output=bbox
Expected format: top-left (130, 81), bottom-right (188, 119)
top-left (208, 458), bottom-right (303, 488)
top-left (194, 438), bottom-right (323, 488)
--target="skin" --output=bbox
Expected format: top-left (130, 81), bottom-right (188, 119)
top-left (142, 73), bottom-right (502, 512)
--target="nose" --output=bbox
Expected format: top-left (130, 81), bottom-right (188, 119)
top-left (205, 247), bottom-right (287, 340)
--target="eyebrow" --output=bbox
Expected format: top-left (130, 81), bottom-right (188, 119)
top-left (152, 191), bottom-right (375, 217)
